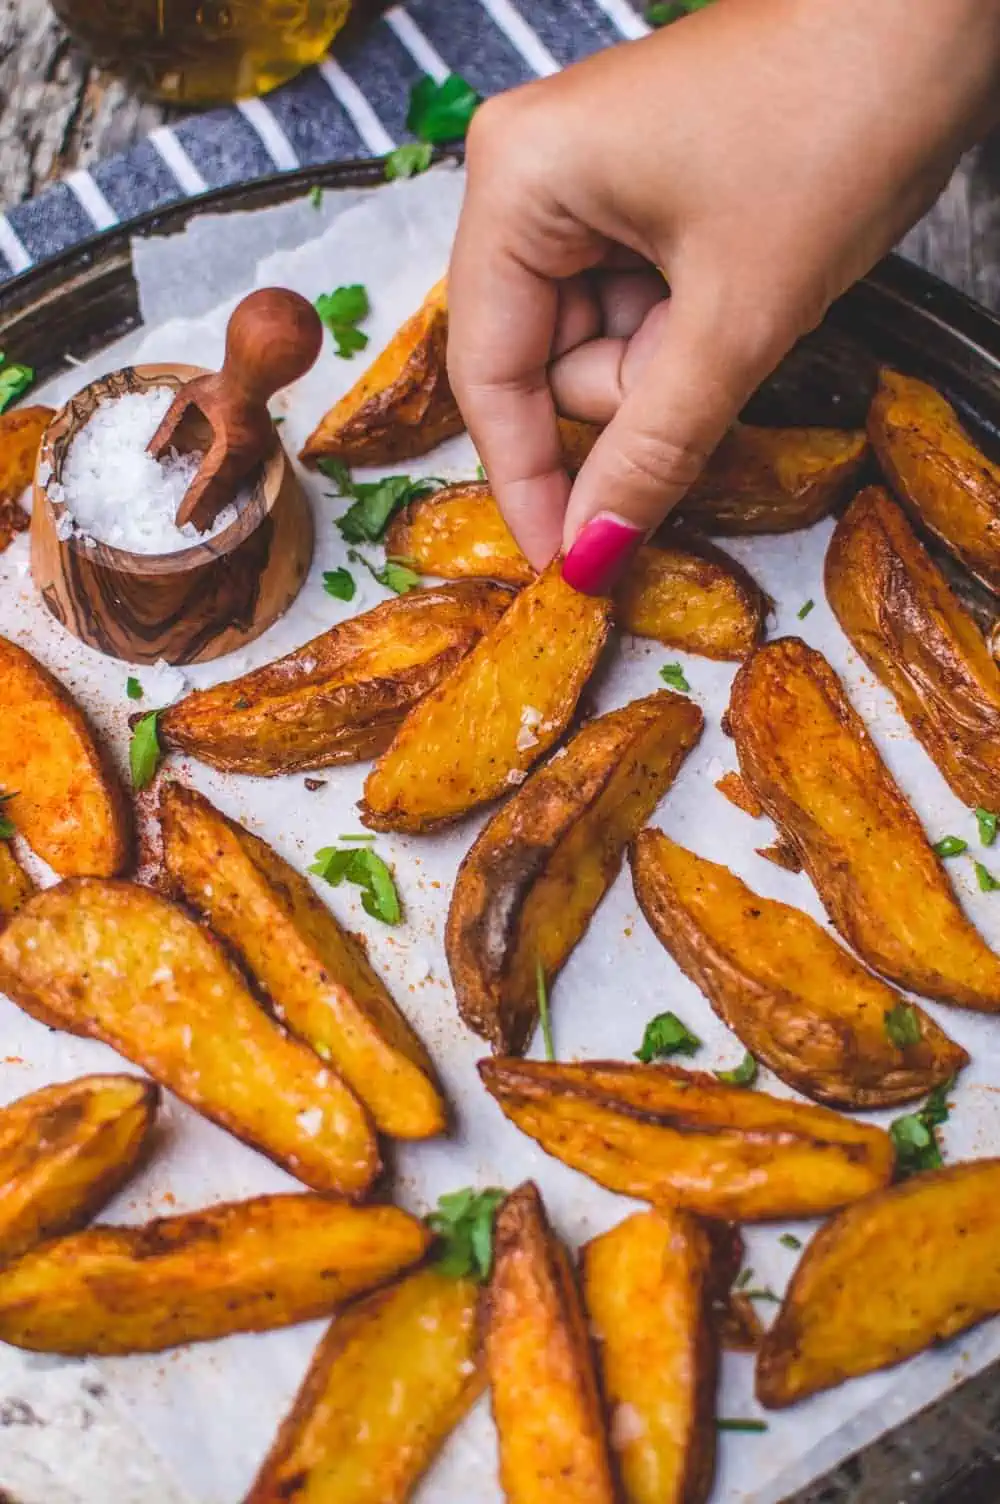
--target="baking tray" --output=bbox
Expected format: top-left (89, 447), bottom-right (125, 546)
top-left (2, 157), bottom-right (1000, 1504)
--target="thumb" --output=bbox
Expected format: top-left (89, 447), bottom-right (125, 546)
top-left (560, 295), bottom-right (781, 595)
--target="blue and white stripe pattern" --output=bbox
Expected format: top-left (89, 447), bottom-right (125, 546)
top-left (0, 0), bottom-right (648, 286)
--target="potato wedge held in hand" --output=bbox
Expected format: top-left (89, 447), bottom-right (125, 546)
top-left (161, 783), bottom-right (445, 1140)
top-left (487, 1182), bottom-right (616, 1504)
top-left (480, 1059), bottom-right (893, 1221)
top-left (0, 406), bottom-right (53, 554)
top-left (868, 368), bottom-right (1000, 595)
top-left (0, 880), bottom-right (379, 1197)
top-left (676, 425), bottom-right (867, 534)
top-left (730, 637), bottom-right (1000, 1010)
top-left (757, 1158), bottom-right (1000, 1407)
top-left (158, 582), bottom-right (513, 776)
top-left (385, 481), bottom-right (534, 588)
top-left (631, 829), bottom-right (967, 1109)
top-left (826, 487), bottom-right (1000, 810)
top-left (0, 842), bottom-right (33, 920)
top-left (0, 1195), bottom-right (427, 1355)
top-left (362, 563), bottom-right (611, 832)
top-left (246, 1266), bottom-right (484, 1504)
top-left (0, 636), bottom-right (130, 877)
top-left (0, 1075), bottom-right (156, 1266)
top-left (582, 1209), bottom-right (720, 1504)
top-left (447, 692), bottom-right (703, 1054)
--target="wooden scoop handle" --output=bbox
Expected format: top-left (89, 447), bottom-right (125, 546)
top-left (220, 287), bottom-right (323, 404)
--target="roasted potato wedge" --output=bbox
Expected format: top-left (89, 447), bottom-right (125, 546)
top-left (487, 1181), bottom-right (616, 1504)
top-left (387, 485), bottom-right (766, 660)
top-left (246, 1265), bottom-right (484, 1503)
top-left (157, 581), bottom-right (513, 776)
top-left (868, 368), bottom-right (1000, 595)
top-left (582, 1209), bottom-right (719, 1504)
top-left (0, 635), bottom-right (131, 877)
top-left (479, 1059), bottom-right (893, 1221)
top-left (730, 637), bottom-right (1000, 1010)
top-left (631, 829), bottom-right (967, 1108)
top-left (0, 406), bottom-right (52, 553)
top-left (0, 1075), bottom-right (156, 1265)
top-left (161, 783), bottom-right (445, 1139)
top-left (447, 692), bottom-right (703, 1053)
top-left (827, 486), bottom-right (1000, 810)
top-left (676, 424), bottom-right (867, 534)
top-left (0, 841), bottom-right (33, 920)
top-left (362, 562), bottom-right (612, 832)
top-left (0, 880), bottom-right (379, 1197)
top-left (757, 1158), bottom-right (1000, 1408)
top-left (0, 1194), bottom-right (428, 1355)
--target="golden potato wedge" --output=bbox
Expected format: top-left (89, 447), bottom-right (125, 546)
top-left (385, 481), bottom-right (534, 588)
top-left (246, 1265), bottom-right (483, 1504)
top-left (0, 1194), bottom-right (428, 1355)
top-left (487, 1181), bottom-right (616, 1504)
top-left (676, 424), bottom-right (867, 534)
top-left (157, 581), bottom-right (512, 776)
top-left (827, 486), bottom-right (1000, 810)
top-left (362, 562), bottom-right (612, 833)
top-left (0, 841), bottom-right (33, 920)
top-left (0, 1075), bottom-right (156, 1265)
top-left (730, 637), bottom-right (1000, 1010)
top-left (582, 1209), bottom-right (719, 1504)
top-left (0, 406), bottom-right (52, 554)
top-left (161, 783), bottom-right (445, 1140)
top-left (757, 1158), bottom-right (1000, 1408)
top-left (0, 635), bottom-right (131, 877)
top-left (868, 368), bottom-right (1000, 595)
top-left (479, 1058), bottom-right (893, 1221)
top-left (631, 829), bottom-right (967, 1108)
top-left (702, 1220), bottom-right (765, 1353)
top-left (0, 880), bottom-right (379, 1197)
top-left (447, 692), bottom-right (703, 1053)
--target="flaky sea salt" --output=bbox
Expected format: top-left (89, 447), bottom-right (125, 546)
top-left (516, 704), bottom-right (542, 752)
top-left (51, 387), bottom-right (244, 554)
top-left (296, 1107), bottom-right (323, 1137)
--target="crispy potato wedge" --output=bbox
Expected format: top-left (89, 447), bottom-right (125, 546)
top-left (0, 880), bottom-right (379, 1197)
top-left (161, 783), bottom-right (445, 1139)
top-left (702, 1220), bottom-right (765, 1353)
top-left (730, 637), bottom-right (1000, 1010)
top-left (0, 841), bottom-right (33, 920)
top-left (0, 1075), bottom-right (156, 1266)
top-left (868, 368), bottom-right (1000, 595)
top-left (362, 562), bottom-right (612, 832)
top-left (447, 692), bottom-right (703, 1053)
top-left (0, 406), bottom-right (52, 554)
top-left (246, 1266), bottom-right (484, 1503)
top-left (0, 635), bottom-right (131, 877)
top-left (0, 1194), bottom-right (428, 1355)
top-left (158, 581), bottom-right (513, 776)
top-left (582, 1209), bottom-right (719, 1504)
top-left (827, 486), bottom-right (1000, 809)
top-left (487, 1181), bottom-right (616, 1504)
top-left (676, 424), bottom-right (867, 534)
top-left (385, 482), bottom-right (534, 588)
top-left (757, 1158), bottom-right (1000, 1408)
top-left (631, 829), bottom-right (967, 1108)
top-left (479, 1058), bottom-right (893, 1221)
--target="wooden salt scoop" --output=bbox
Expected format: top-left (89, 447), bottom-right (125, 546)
top-left (148, 287), bottom-right (323, 533)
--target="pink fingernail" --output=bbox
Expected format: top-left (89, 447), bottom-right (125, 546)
top-left (562, 512), bottom-right (644, 595)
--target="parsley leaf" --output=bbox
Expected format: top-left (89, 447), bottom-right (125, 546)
top-left (923, 1078), bottom-right (953, 1127)
top-left (385, 141), bottom-right (434, 180)
top-left (779, 1233), bottom-right (802, 1251)
top-left (475, 462), bottom-right (486, 481)
top-left (129, 711), bottom-right (161, 791)
top-left (975, 860), bottom-right (1000, 892)
top-left (0, 791), bottom-right (16, 841)
top-left (735, 1267), bottom-right (754, 1289)
top-left (125, 676), bottom-right (143, 701)
top-left (323, 567), bottom-right (356, 602)
top-left (976, 807), bottom-right (998, 846)
top-left (743, 1287), bottom-right (780, 1303)
top-left (717, 1419), bottom-right (768, 1434)
top-left (660, 663), bottom-right (691, 694)
top-left (714, 1052), bottom-right (757, 1087)
top-left (310, 844), bottom-right (402, 925)
top-left (315, 285), bottom-right (370, 360)
top-left (890, 1077), bottom-right (955, 1178)
top-left (308, 184), bottom-right (323, 208)
top-left (797, 599), bottom-right (815, 620)
top-left (336, 474), bottom-right (442, 544)
top-left (406, 73), bottom-right (481, 144)
top-left (536, 959), bottom-right (555, 1062)
top-left (636, 1011), bottom-right (701, 1064)
top-left (0, 355), bottom-right (34, 414)
top-left (934, 835), bottom-right (967, 858)
top-left (316, 456), bottom-right (353, 492)
top-left (349, 549), bottom-right (421, 596)
top-left (884, 1002), bottom-right (921, 1049)
top-left (426, 1187), bottom-right (506, 1281)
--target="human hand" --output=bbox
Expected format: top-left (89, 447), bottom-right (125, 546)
top-left (447, 0), bottom-right (1000, 592)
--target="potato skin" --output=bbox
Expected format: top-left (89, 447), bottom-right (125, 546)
top-left (0, 879), bottom-right (379, 1197)
top-left (479, 1058), bottom-right (893, 1222)
top-left (826, 486), bottom-right (1000, 810)
top-left (868, 368), bottom-right (1000, 595)
top-left (158, 581), bottom-right (513, 776)
top-left (581, 1209), bottom-right (719, 1504)
top-left (631, 828), bottom-right (967, 1109)
top-left (0, 406), bottom-right (52, 553)
top-left (757, 1157), bottom-right (1000, 1408)
top-left (386, 481), bottom-right (534, 589)
top-left (246, 1266), bottom-right (484, 1504)
top-left (447, 692), bottom-right (703, 1054)
top-left (0, 1196), bottom-right (429, 1355)
top-left (0, 1075), bottom-right (157, 1266)
top-left (676, 425), bottom-right (867, 534)
top-left (487, 1182), bottom-right (616, 1504)
top-left (161, 782), bottom-right (446, 1140)
top-left (0, 635), bottom-right (131, 877)
top-left (0, 841), bottom-right (33, 920)
top-left (362, 562), bottom-right (612, 833)
top-left (730, 637), bottom-right (1000, 1010)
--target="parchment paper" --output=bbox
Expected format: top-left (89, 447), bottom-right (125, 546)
top-left (2, 168), bottom-right (999, 1504)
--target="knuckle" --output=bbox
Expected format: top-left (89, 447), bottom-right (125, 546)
top-left (610, 423), bottom-right (710, 497)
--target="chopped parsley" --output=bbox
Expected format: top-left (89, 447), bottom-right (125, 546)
top-left (743, 1287), bottom-right (780, 1303)
top-left (890, 1077), bottom-right (954, 1178)
top-left (779, 1233), bottom-right (802, 1251)
top-left (884, 1002), bottom-right (921, 1049)
top-left (125, 677), bottom-right (143, 702)
top-left (0, 792), bottom-right (16, 840)
top-left (735, 1267), bottom-right (754, 1289)
top-left (129, 711), bottom-right (161, 791)
top-left (975, 860), bottom-right (1000, 892)
top-left (934, 835), bottom-right (967, 858)
top-left (0, 354), bottom-right (34, 414)
top-left (324, 465), bottom-right (443, 545)
top-left (659, 663), bottom-right (691, 694)
top-left (797, 599), bottom-right (815, 620)
top-left (717, 1419), bottom-right (768, 1434)
top-left (338, 833), bottom-right (376, 843)
top-left (427, 1187), bottom-right (506, 1281)
top-left (536, 960), bottom-right (555, 1062)
top-left (308, 185), bottom-right (323, 208)
top-left (314, 284), bottom-right (370, 359)
top-left (385, 141), bottom-right (434, 180)
top-left (322, 567), bottom-right (356, 602)
top-left (714, 1052), bottom-right (758, 1087)
top-left (976, 807), bottom-right (998, 846)
top-left (406, 73), bottom-right (481, 144)
top-left (475, 462), bottom-right (486, 481)
top-left (349, 549), bottom-right (421, 596)
top-left (636, 1011), bottom-right (701, 1063)
top-left (310, 844), bottom-right (402, 925)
